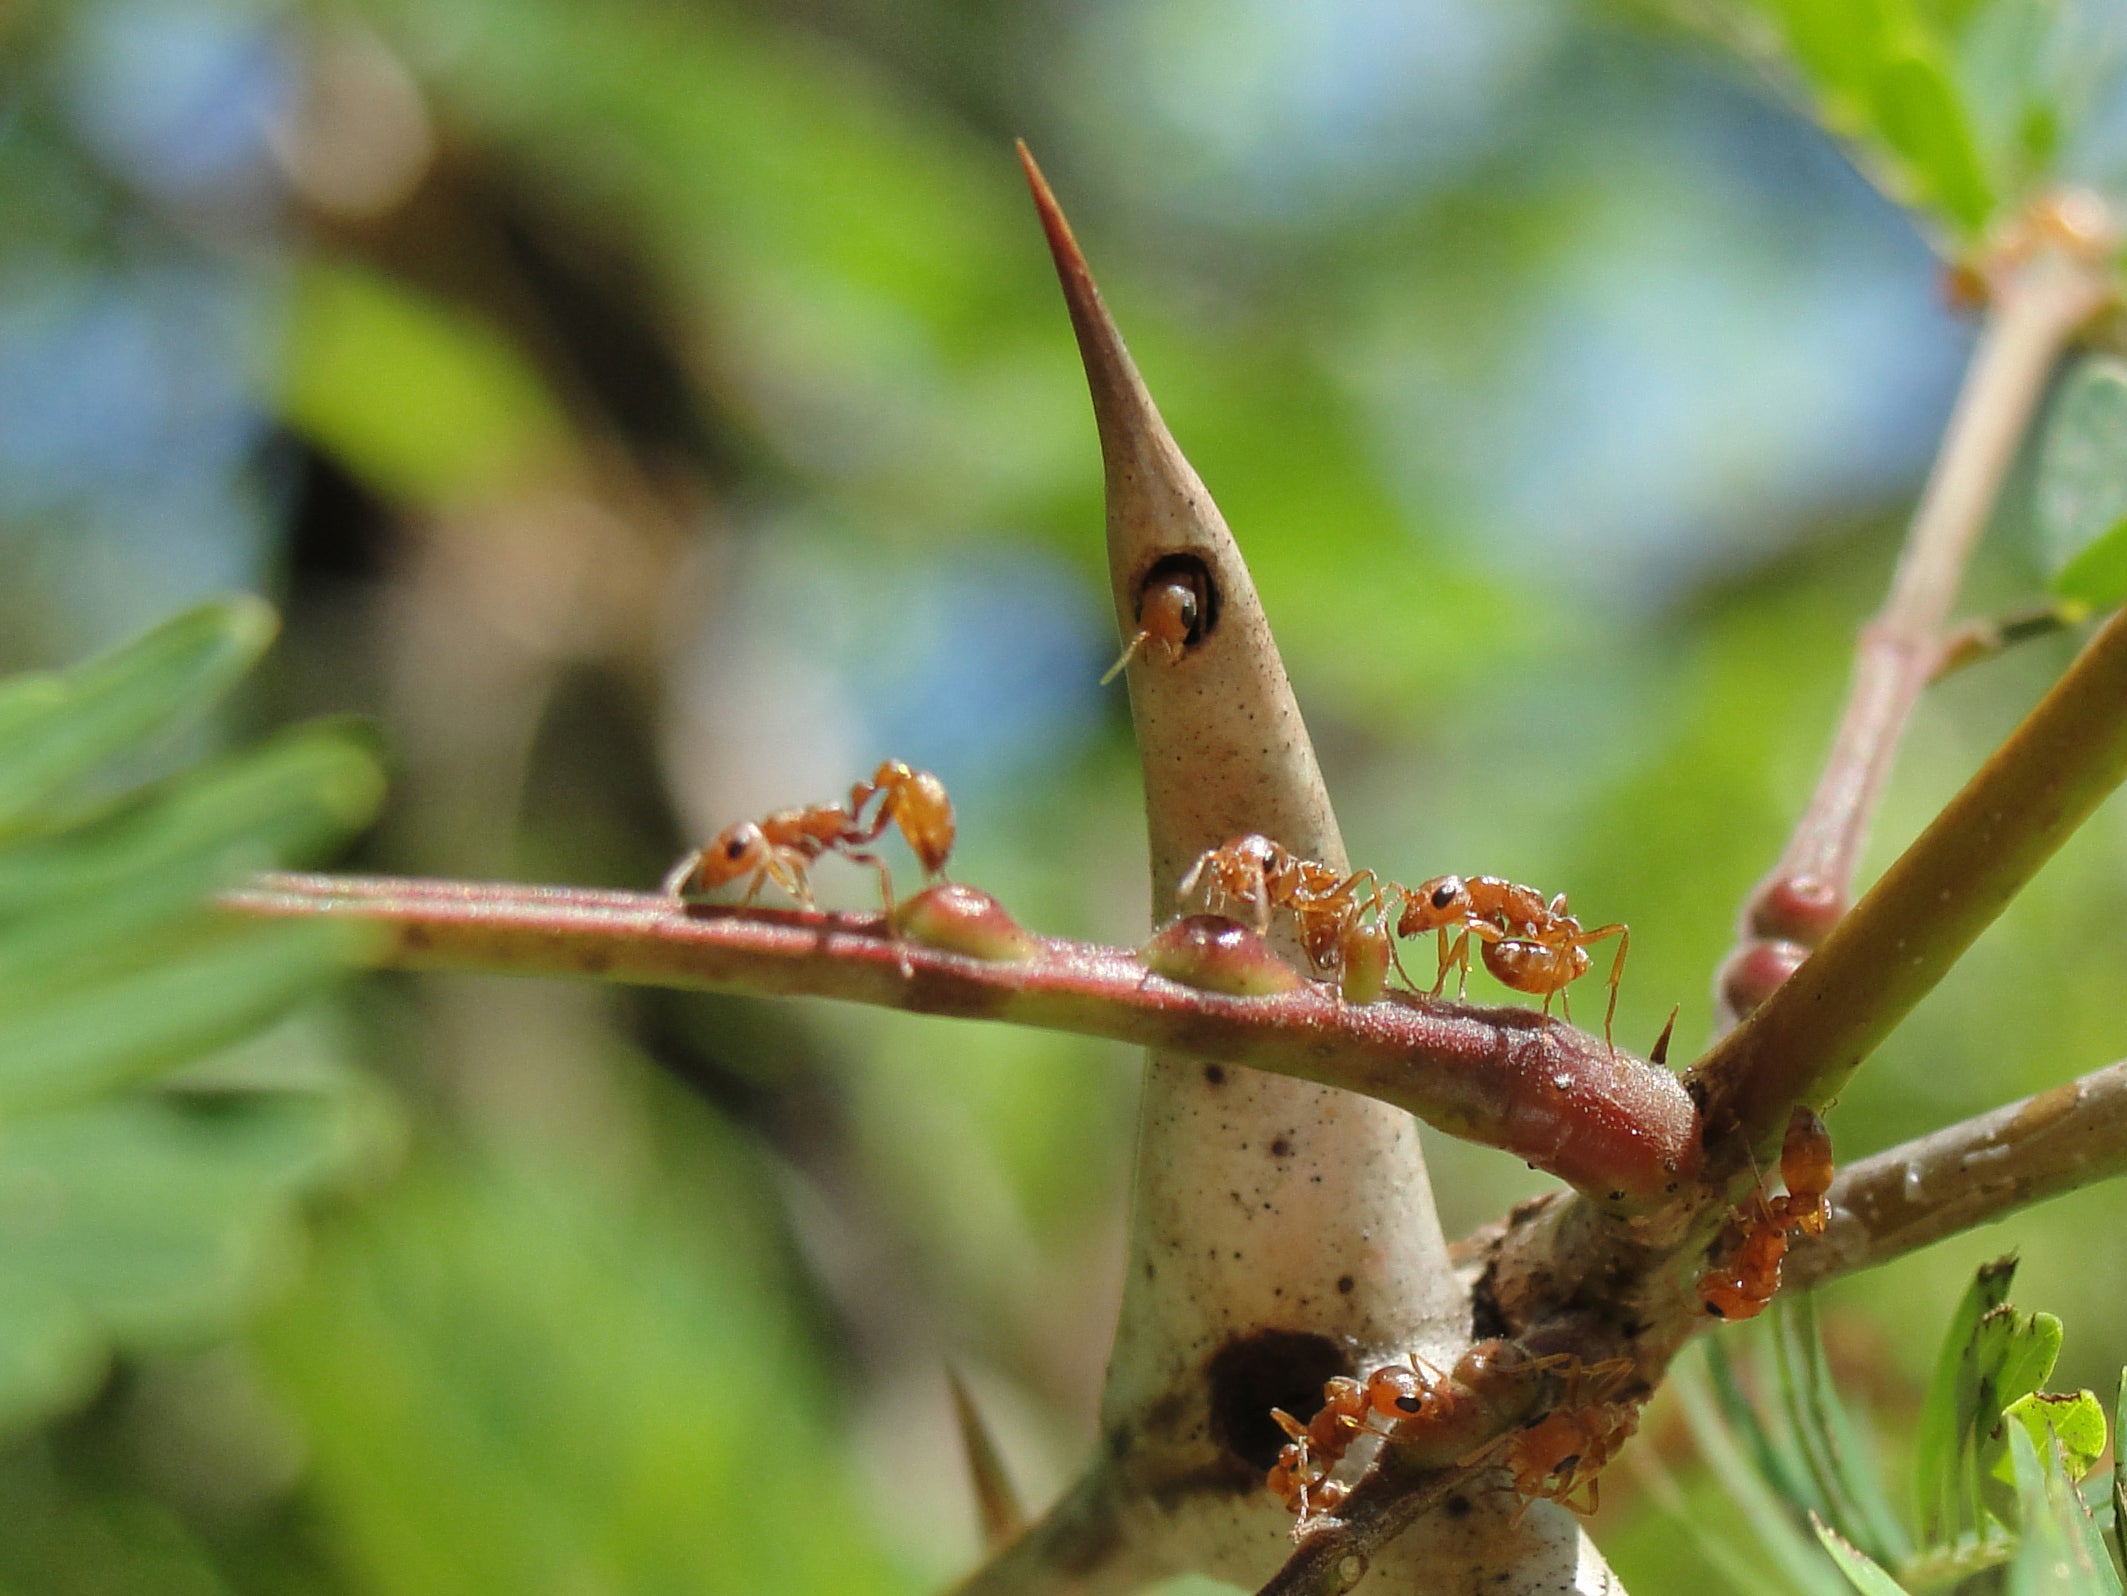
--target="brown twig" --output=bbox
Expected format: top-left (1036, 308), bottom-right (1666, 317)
top-left (223, 873), bottom-right (1700, 1208)
top-left (1717, 234), bottom-right (2115, 1024)
top-left (1787, 1058), bottom-right (2127, 1292)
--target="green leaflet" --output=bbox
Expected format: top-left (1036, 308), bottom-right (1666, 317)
top-left (0, 600), bottom-right (390, 1438)
top-left (1814, 1515), bottom-right (1916, 1596)
top-left (2039, 357), bottom-right (2127, 608)
top-left (1917, 1255), bottom-right (2020, 1542)
top-left (2003, 1426), bottom-right (2123, 1595)
top-left (0, 597), bottom-right (275, 834)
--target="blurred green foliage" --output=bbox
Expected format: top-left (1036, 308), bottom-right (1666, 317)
top-left (1655, 1268), bottom-right (2118, 1595)
top-left (3, 0), bottom-right (2127, 1590)
top-left (0, 599), bottom-right (385, 1441)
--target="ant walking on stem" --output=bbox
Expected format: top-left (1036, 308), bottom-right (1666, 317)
top-left (1394, 875), bottom-right (1630, 1047)
top-left (663, 760), bottom-right (956, 915)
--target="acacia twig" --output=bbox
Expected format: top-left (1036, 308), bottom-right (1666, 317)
top-left (223, 872), bottom-right (1699, 1208)
top-left (1787, 1058), bottom-right (2127, 1292)
top-left (1691, 597), bottom-right (2127, 1164)
top-left (1717, 232), bottom-right (2115, 1023)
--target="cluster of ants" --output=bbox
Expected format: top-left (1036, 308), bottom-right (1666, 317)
top-left (662, 758), bottom-right (1629, 1040)
top-left (1266, 1104), bottom-right (1835, 1534)
top-left (1182, 833), bottom-right (1630, 1043)
top-left (1266, 1343), bottom-right (1640, 1531)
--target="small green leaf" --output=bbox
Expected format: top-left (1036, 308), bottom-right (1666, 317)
top-left (1918, 1255), bottom-right (2019, 1541)
top-left (1869, 47), bottom-right (1996, 231)
top-left (2110, 1371), bottom-right (2127, 1580)
top-left (0, 598), bottom-right (276, 832)
top-left (1999, 1314), bottom-right (2069, 1409)
top-left (1776, 0), bottom-right (1892, 108)
top-left (2039, 357), bottom-right (2127, 607)
top-left (1813, 1514), bottom-right (1915, 1595)
top-left (1955, 0), bottom-right (2065, 194)
top-left (1994, 1392), bottom-right (2108, 1484)
top-left (0, 918), bottom-right (379, 1116)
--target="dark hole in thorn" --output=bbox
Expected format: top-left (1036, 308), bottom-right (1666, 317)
top-left (1207, 1328), bottom-right (1348, 1472)
top-left (1137, 552), bottom-right (1217, 650)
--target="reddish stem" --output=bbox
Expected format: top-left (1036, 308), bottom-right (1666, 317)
top-left (1718, 241), bottom-right (2114, 1023)
top-left (225, 872), bottom-right (1701, 1209)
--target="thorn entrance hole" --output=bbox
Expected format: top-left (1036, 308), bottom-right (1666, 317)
top-left (1206, 1328), bottom-right (1347, 1471)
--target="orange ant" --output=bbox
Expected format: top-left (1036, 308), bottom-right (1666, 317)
top-left (1698, 1105), bottom-right (1834, 1321)
top-left (1500, 1364), bottom-right (1640, 1519)
top-left (1394, 875), bottom-right (1630, 1046)
top-left (1267, 1356), bottom-right (1453, 1523)
top-left (662, 759), bottom-right (955, 914)
top-left (1101, 565), bottom-right (1206, 683)
top-left (1179, 835), bottom-right (1393, 1000)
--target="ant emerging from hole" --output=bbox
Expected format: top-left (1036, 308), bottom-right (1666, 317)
top-left (1177, 834), bottom-right (1394, 1001)
top-left (1394, 875), bottom-right (1630, 1047)
top-left (1267, 1354), bottom-right (1457, 1525)
top-left (1267, 1345), bottom-right (1643, 1532)
top-left (662, 760), bottom-right (956, 915)
top-left (1101, 563), bottom-right (1209, 683)
top-left (1697, 1105), bottom-right (1835, 1321)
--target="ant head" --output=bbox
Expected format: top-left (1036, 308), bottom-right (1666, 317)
top-left (1131, 553), bottom-right (1216, 659)
top-left (1368, 1364), bottom-right (1426, 1419)
top-left (1398, 875), bottom-right (1469, 935)
top-left (692, 822), bottom-right (768, 889)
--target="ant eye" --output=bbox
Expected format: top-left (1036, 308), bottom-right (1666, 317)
top-left (1394, 1394), bottom-right (1422, 1414)
top-left (1431, 884), bottom-right (1457, 909)
top-left (724, 837), bottom-right (749, 860)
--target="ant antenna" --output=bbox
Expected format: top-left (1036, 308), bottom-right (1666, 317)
top-left (1099, 629), bottom-right (1152, 685)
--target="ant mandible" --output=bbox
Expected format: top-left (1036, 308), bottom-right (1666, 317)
top-left (1697, 1105), bottom-right (1834, 1321)
top-left (662, 759), bottom-right (956, 914)
top-left (1394, 875), bottom-right (1630, 1046)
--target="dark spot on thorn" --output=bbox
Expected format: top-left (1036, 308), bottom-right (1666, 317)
top-left (1145, 1263), bottom-right (1155, 1280)
top-left (1337, 1274), bottom-right (1355, 1294)
top-left (1446, 1495), bottom-right (1472, 1518)
top-left (1204, 1064), bottom-right (1226, 1086)
top-left (1270, 1137), bottom-right (1292, 1158)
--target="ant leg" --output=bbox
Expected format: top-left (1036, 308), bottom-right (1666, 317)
top-left (844, 848), bottom-right (897, 918)
top-left (1593, 925), bottom-right (1629, 1054)
top-left (765, 849), bottom-right (818, 911)
top-left (660, 850), bottom-right (704, 898)
top-left (1430, 928), bottom-right (1452, 997)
